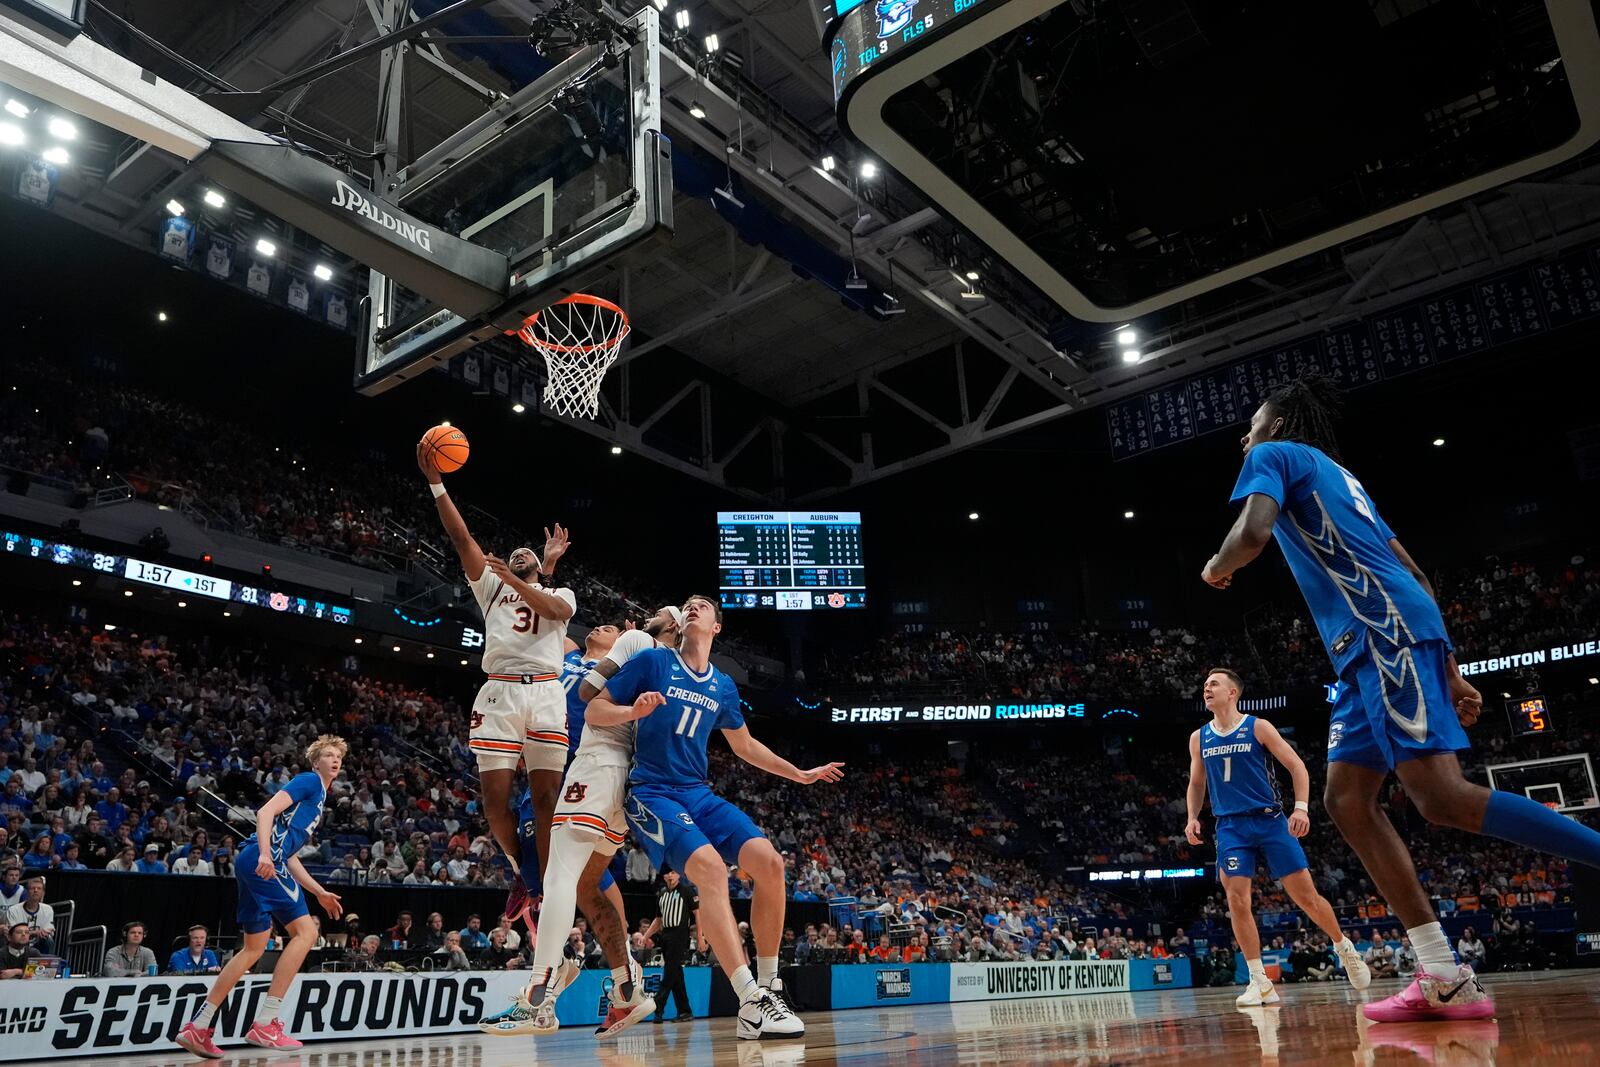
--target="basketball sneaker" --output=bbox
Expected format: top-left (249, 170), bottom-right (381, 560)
top-left (175, 1022), bottom-right (223, 1059)
top-left (244, 1019), bottom-right (302, 1050)
top-left (1235, 974), bottom-right (1280, 1007)
top-left (1337, 940), bottom-right (1373, 991)
top-left (478, 993), bottom-right (539, 1036)
top-left (1362, 966), bottom-right (1494, 1023)
top-left (503, 875), bottom-right (531, 924)
top-left (765, 975), bottom-right (794, 1010)
top-left (736, 988), bottom-right (804, 1040)
top-left (595, 962), bottom-right (655, 1039)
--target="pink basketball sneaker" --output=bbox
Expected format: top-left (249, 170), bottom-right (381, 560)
top-left (175, 1022), bottom-right (223, 1059)
top-left (1363, 966), bottom-right (1495, 1023)
top-left (245, 1019), bottom-right (304, 1049)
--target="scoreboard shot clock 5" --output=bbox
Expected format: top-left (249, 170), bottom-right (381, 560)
top-left (718, 511), bottom-right (866, 611)
top-left (1506, 694), bottom-right (1555, 737)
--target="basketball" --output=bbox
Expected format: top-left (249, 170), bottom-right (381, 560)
top-left (421, 424), bottom-right (470, 473)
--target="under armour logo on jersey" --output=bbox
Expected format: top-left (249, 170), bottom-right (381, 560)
top-left (487, 696), bottom-right (498, 704)
top-left (563, 782), bottom-right (588, 804)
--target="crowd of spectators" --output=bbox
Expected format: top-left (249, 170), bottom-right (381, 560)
top-left (815, 549), bottom-right (1599, 703)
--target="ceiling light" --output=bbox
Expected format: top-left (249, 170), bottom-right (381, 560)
top-left (255, 238), bottom-right (276, 257)
top-left (166, 199), bottom-right (185, 216)
top-left (512, 402), bottom-right (525, 414)
top-left (313, 263), bottom-right (333, 281)
top-left (203, 189), bottom-right (226, 209)
top-left (426, 652), bottom-right (435, 659)
top-left (821, 155), bottom-right (836, 172)
top-left (610, 445), bottom-right (623, 455)
top-left (355, 637), bottom-right (363, 644)
top-left (704, 32), bottom-right (719, 52)
top-left (461, 659), bottom-right (470, 666)
top-left (177, 601), bottom-right (187, 607)
top-left (157, 312), bottom-right (167, 322)
top-left (47, 116), bottom-right (75, 140)
top-left (1588, 677), bottom-right (1598, 685)
top-left (103, 624), bottom-right (116, 632)
top-left (1432, 437), bottom-right (1445, 447)
top-left (223, 611), bottom-right (232, 617)
top-left (688, 100), bottom-right (706, 119)
top-left (652, 0), bottom-right (668, 9)
top-left (1121, 349), bottom-right (1141, 363)
top-left (1124, 510), bottom-right (1135, 519)
top-left (392, 645), bottom-right (401, 653)
top-left (0, 122), bottom-right (24, 146)
top-left (440, 419), bottom-right (452, 427)
top-left (959, 289), bottom-right (985, 301)
top-left (674, 8), bottom-right (690, 29)
top-left (123, 590), bottom-right (133, 597)
top-left (968, 511), bottom-right (979, 520)
top-left (71, 579), bottom-right (81, 587)
top-left (965, 270), bottom-right (980, 281)
top-left (3, 99), bottom-right (27, 118)
top-left (1117, 328), bottom-right (1138, 345)
top-left (859, 161), bottom-right (877, 178)
top-left (41, 145), bottom-right (68, 165)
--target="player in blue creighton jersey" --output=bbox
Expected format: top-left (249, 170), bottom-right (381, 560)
top-left (176, 736), bottom-right (347, 1058)
top-left (591, 595), bottom-right (844, 1042)
top-left (1185, 668), bottom-right (1369, 1007)
top-left (1203, 373), bottom-right (1600, 1023)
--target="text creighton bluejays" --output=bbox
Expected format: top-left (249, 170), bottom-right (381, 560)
top-left (330, 180), bottom-right (434, 253)
top-left (833, 703), bottom-right (1086, 723)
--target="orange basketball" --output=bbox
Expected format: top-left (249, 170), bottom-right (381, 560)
top-left (421, 424), bottom-right (470, 473)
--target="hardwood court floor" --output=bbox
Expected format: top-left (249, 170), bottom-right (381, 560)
top-left (83, 969), bottom-right (1600, 1067)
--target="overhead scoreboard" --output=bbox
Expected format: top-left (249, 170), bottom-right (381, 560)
top-left (718, 511), bottom-right (865, 611)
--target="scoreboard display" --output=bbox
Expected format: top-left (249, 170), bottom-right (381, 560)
top-left (718, 511), bottom-right (866, 611)
top-left (1506, 695), bottom-right (1555, 738)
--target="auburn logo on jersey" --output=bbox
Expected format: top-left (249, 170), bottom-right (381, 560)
top-left (563, 782), bottom-right (588, 803)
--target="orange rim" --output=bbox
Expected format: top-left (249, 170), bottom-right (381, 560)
top-left (506, 293), bottom-right (630, 354)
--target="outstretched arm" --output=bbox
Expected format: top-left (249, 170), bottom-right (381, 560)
top-left (418, 441), bottom-right (486, 580)
top-left (1203, 494), bottom-right (1278, 589)
top-left (721, 725), bottom-right (845, 785)
top-left (1184, 731), bottom-right (1207, 845)
top-left (1255, 719), bottom-right (1311, 837)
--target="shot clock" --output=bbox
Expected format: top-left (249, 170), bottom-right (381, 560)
top-left (1506, 695), bottom-right (1554, 738)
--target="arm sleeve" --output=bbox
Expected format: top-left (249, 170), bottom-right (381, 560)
top-left (1229, 441), bottom-right (1298, 508)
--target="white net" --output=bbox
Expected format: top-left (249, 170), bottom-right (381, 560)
top-left (515, 294), bottom-right (630, 419)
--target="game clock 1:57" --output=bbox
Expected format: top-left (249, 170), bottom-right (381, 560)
top-left (1506, 695), bottom-right (1554, 737)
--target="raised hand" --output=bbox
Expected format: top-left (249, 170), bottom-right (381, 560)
top-left (417, 439), bottom-right (441, 484)
top-left (542, 523), bottom-right (571, 570)
top-left (483, 553), bottom-right (515, 582)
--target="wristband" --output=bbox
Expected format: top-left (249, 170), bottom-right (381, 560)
top-left (429, 482), bottom-right (447, 498)
top-left (1294, 801), bottom-right (1309, 813)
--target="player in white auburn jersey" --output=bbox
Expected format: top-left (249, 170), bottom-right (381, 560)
top-left (512, 605), bottom-right (685, 1037)
top-left (418, 442), bottom-right (575, 921)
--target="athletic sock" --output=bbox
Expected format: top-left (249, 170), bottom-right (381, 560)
top-left (1407, 922), bottom-right (1459, 981)
top-left (192, 1002), bottom-right (218, 1028)
top-left (612, 964), bottom-right (632, 998)
top-left (1246, 958), bottom-right (1266, 982)
top-left (732, 964), bottom-right (759, 1003)
top-left (1482, 789), bottom-right (1600, 868)
top-left (757, 955), bottom-right (779, 987)
top-left (1334, 936), bottom-right (1355, 955)
top-left (254, 995), bottom-right (281, 1025)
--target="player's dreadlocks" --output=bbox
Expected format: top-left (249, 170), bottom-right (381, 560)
top-left (1264, 371), bottom-right (1344, 462)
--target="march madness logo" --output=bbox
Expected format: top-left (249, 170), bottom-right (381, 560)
top-left (564, 781), bottom-right (588, 804)
top-left (876, 968), bottom-right (912, 999)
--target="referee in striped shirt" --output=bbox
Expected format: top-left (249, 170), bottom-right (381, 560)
top-left (645, 869), bottom-right (697, 1022)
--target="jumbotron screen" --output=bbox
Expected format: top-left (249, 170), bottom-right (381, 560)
top-left (717, 511), bottom-right (865, 611)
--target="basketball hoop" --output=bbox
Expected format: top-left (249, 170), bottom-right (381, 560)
top-left (509, 293), bottom-right (630, 419)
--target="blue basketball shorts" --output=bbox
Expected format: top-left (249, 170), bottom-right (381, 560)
top-left (1215, 812), bottom-right (1308, 880)
top-left (235, 842), bottom-right (310, 934)
top-left (624, 783), bottom-right (765, 874)
top-left (1327, 636), bottom-right (1471, 771)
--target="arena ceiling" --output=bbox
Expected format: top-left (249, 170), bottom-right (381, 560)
top-left (15, 0), bottom-right (1600, 501)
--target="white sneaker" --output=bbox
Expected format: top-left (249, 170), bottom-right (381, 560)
top-left (1235, 974), bottom-right (1280, 1007)
top-left (595, 962), bottom-right (656, 1039)
top-left (1337, 942), bottom-right (1373, 991)
top-left (737, 989), bottom-right (804, 1040)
